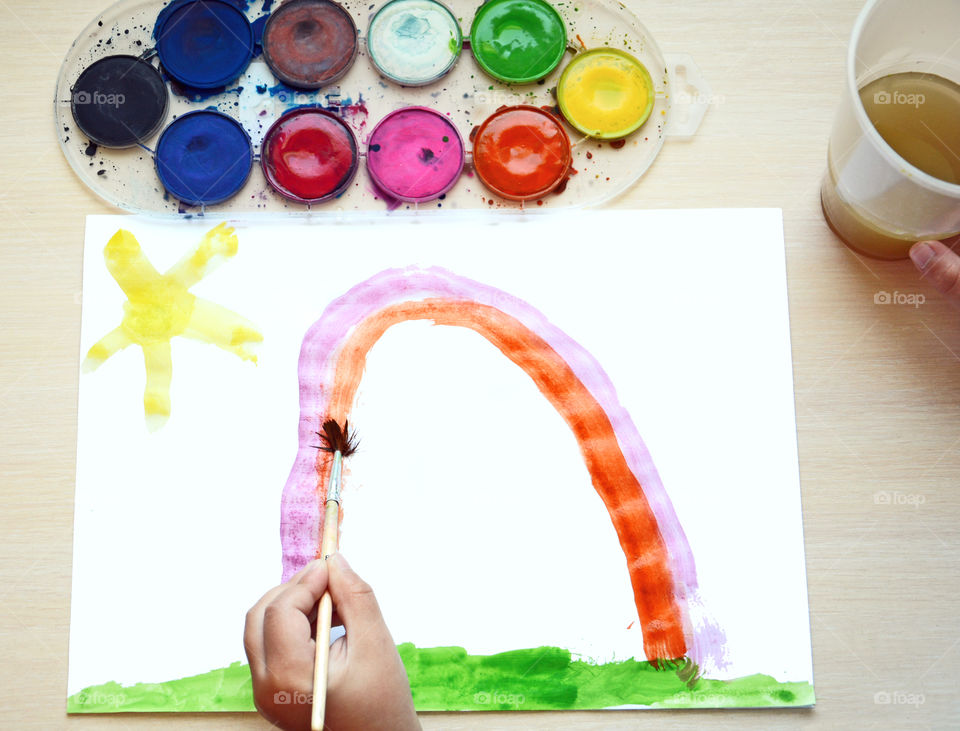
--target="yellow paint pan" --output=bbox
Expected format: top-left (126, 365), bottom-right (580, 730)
top-left (557, 48), bottom-right (655, 140)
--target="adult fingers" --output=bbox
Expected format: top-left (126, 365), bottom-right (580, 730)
top-left (911, 241), bottom-right (960, 304)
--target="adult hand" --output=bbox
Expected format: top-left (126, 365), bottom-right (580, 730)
top-left (910, 240), bottom-right (960, 308)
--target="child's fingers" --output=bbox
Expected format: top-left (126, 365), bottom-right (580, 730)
top-left (305, 605), bottom-right (343, 637)
top-left (244, 560), bottom-right (327, 680)
top-left (275, 559), bottom-right (330, 614)
top-left (244, 582), bottom-right (290, 679)
top-left (245, 558), bottom-right (322, 633)
top-left (311, 606), bottom-right (343, 629)
top-left (326, 554), bottom-right (391, 651)
top-left (262, 561), bottom-right (329, 672)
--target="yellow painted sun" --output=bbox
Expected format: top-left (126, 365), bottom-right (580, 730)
top-left (83, 222), bottom-right (263, 430)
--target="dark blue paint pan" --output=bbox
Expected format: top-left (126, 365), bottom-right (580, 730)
top-left (154, 0), bottom-right (255, 89)
top-left (70, 55), bottom-right (168, 148)
top-left (154, 109), bottom-right (253, 205)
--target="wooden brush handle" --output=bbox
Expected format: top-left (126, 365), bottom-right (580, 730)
top-left (311, 499), bottom-right (340, 731)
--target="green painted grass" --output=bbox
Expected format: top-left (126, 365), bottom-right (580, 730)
top-left (68, 645), bottom-right (814, 713)
top-left (67, 660), bottom-right (254, 713)
top-left (399, 645), bottom-right (814, 710)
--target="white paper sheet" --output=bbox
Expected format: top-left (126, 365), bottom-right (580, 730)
top-left (69, 209), bottom-right (813, 710)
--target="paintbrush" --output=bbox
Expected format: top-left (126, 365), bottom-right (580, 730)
top-left (310, 419), bottom-right (359, 731)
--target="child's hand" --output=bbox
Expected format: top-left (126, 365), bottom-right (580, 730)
top-left (911, 240), bottom-right (960, 308)
top-left (244, 554), bottom-right (421, 731)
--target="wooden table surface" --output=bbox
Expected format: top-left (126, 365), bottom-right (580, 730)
top-left (2, 0), bottom-right (958, 728)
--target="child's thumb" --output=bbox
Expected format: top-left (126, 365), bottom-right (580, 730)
top-left (911, 241), bottom-right (960, 303)
top-left (327, 553), bottom-right (388, 637)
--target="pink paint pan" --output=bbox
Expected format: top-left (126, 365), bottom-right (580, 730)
top-left (365, 107), bottom-right (464, 203)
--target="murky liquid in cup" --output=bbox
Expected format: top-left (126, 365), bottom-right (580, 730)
top-left (823, 71), bottom-right (960, 259)
top-left (862, 73), bottom-right (960, 185)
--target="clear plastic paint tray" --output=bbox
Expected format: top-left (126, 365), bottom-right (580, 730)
top-left (55, 0), bottom-right (710, 215)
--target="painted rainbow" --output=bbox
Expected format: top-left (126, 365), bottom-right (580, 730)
top-left (281, 266), bottom-right (697, 662)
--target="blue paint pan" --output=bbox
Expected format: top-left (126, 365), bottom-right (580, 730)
top-left (155, 0), bottom-right (255, 89)
top-left (154, 110), bottom-right (253, 206)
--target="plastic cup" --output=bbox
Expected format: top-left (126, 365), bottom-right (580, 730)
top-left (820, 0), bottom-right (960, 260)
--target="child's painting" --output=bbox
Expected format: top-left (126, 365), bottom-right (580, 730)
top-left (68, 210), bottom-right (814, 712)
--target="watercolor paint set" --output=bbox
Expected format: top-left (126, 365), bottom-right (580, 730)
top-left (55, 0), bottom-right (710, 214)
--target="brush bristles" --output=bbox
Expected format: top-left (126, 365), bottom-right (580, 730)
top-left (313, 419), bottom-right (359, 457)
